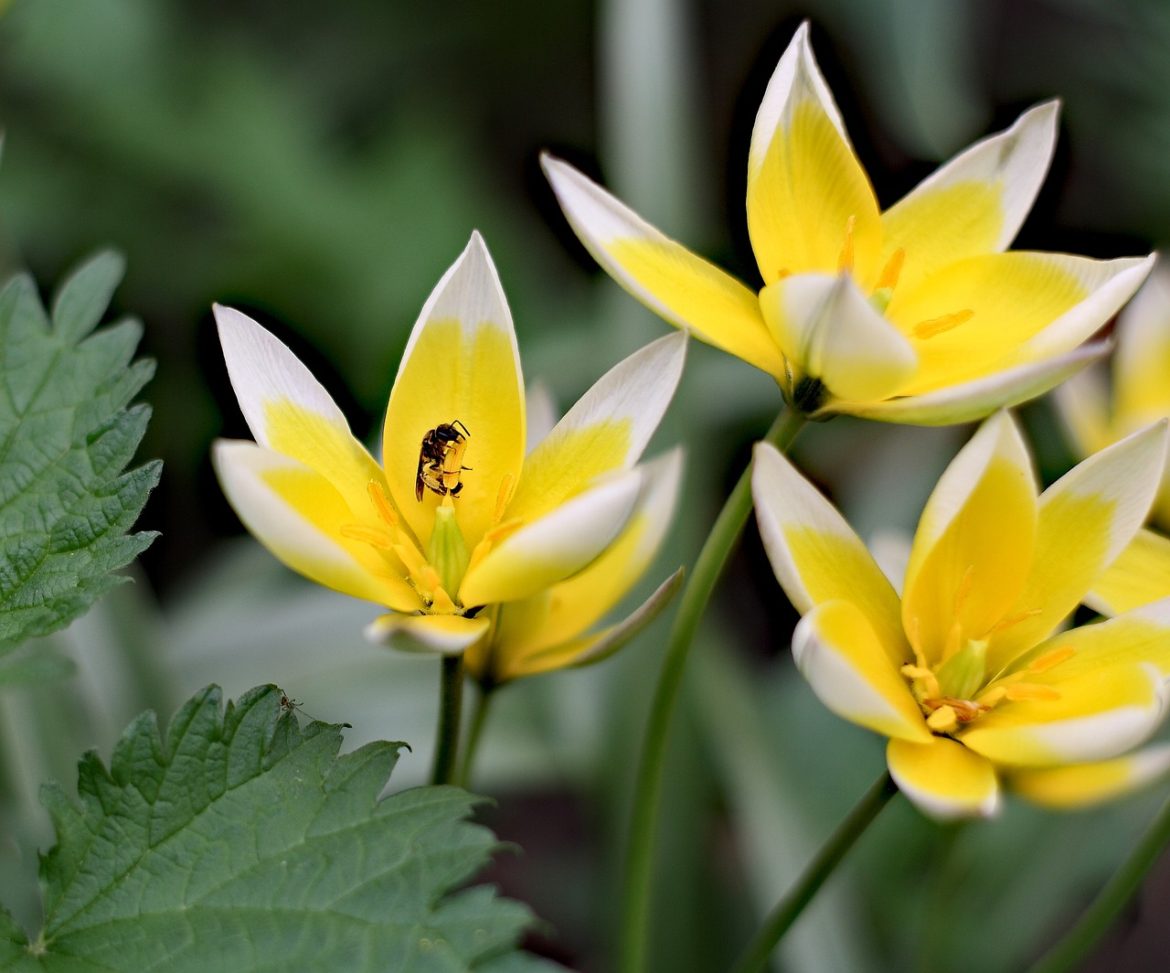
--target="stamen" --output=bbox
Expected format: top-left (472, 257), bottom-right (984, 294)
top-left (987, 607), bottom-right (1043, 637)
top-left (430, 586), bottom-right (457, 614)
top-left (901, 664), bottom-right (941, 700)
top-left (837, 215), bottom-right (857, 273)
top-left (876, 248), bottom-right (905, 292)
top-left (339, 524), bottom-right (395, 550)
top-left (912, 309), bottom-right (974, 340)
top-left (1004, 683), bottom-right (1061, 702)
top-left (927, 705), bottom-right (958, 733)
top-left (367, 480), bottom-right (398, 527)
top-left (907, 617), bottom-right (927, 669)
top-left (1027, 646), bottom-right (1076, 674)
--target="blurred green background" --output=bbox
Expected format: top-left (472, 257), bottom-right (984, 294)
top-left (1, 0), bottom-right (1169, 969)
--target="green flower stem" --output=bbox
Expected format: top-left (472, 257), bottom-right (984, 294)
top-left (731, 771), bottom-right (899, 973)
top-left (430, 654), bottom-right (465, 785)
top-left (457, 683), bottom-right (495, 788)
top-left (1027, 791), bottom-right (1170, 973)
top-left (618, 407), bottom-right (806, 973)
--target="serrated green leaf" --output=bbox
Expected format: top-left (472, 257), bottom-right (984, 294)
top-left (0, 684), bottom-right (559, 972)
top-left (0, 251), bottom-right (159, 662)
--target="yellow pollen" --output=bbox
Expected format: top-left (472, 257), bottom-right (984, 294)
top-left (927, 705), bottom-right (959, 733)
top-left (1004, 683), bottom-right (1061, 702)
top-left (367, 480), bottom-right (398, 527)
top-left (837, 215), bottom-right (857, 273)
top-left (1027, 646), bottom-right (1077, 674)
top-left (776, 267), bottom-right (791, 280)
top-left (876, 248), bottom-right (905, 292)
top-left (494, 473), bottom-right (516, 524)
top-left (339, 524), bottom-right (396, 550)
top-left (912, 309), bottom-right (974, 340)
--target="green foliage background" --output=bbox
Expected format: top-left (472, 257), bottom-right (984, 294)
top-left (1, 0), bottom-right (1169, 970)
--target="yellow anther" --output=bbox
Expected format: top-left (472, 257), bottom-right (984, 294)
top-left (1004, 683), bottom-right (1061, 702)
top-left (987, 607), bottom-right (1043, 637)
top-left (494, 473), bottom-right (516, 524)
top-left (901, 664), bottom-right (941, 700)
top-left (339, 524), bottom-right (396, 550)
top-left (927, 705), bottom-right (959, 733)
top-left (876, 247), bottom-right (905, 292)
top-left (837, 215), bottom-right (857, 273)
top-left (1027, 646), bottom-right (1076, 674)
top-left (367, 480), bottom-right (398, 527)
top-left (912, 309), bottom-right (975, 340)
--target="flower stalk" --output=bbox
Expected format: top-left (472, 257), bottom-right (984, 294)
top-left (619, 407), bottom-right (806, 973)
top-left (430, 654), bottom-right (465, 786)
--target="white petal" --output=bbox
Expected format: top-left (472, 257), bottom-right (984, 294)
top-left (458, 468), bottom-right (643, 607)
top-left (525, 381), bottom-right (559, 454)
top-left (840, 341), bottom-right (1109, 425)
top-left (364, 612), bottom-right (491, 655)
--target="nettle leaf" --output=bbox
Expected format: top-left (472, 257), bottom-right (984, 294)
top-left (0, 251), bottom-right (160, 666)
top-left (0, 684), bottom-right (557, 973)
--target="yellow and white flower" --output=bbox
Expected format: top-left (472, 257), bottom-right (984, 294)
top-left (543, 23), bottom-right (1153, 426)
top-left (1056, 261), bottom-right (1170, 615)
top-left (213, 232), bottom-right (685, 680)
top-left (753, 411), bottom-right (1170, 818)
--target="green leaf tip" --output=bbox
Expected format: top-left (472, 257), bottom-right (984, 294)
top-left (0, 251), bottom-right (160, 669)
top-left (0, 683), bottom-right (560, 972)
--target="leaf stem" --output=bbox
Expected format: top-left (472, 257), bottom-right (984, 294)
top-left (1027, 791), bottom-right (1170, 973)
top-left (430, 654), bottom-right (464, 785)
top-left (457, 683), bottom-right (495, 788)
top-left (731, 771), bottom-right (899, 973)
top-left (618, 407), bottom-right (806, 973)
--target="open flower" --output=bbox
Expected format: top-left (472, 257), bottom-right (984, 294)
top-left (543, 23), bottom-right (1153, 426)
top-left (753, 412), bottom-right (1170, 817)
top-left (1056, 261), bottom-right (1170, 615)
top-left (213, 233), bottom-right (686, 677)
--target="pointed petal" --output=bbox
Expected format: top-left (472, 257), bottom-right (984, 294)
top-left (1009, 744), bottom-right (1170, 809)
top-left (988, 421), bottom-right (1169, 670)
top-left (525, 381), bottom-right (559, 454)
top-left (381, 233), bottom-right (525, 552)
top-left (746, 22), bottom-right (881, 285)
top-left (960, 662), bottom-right (1167, 767)
top-left (499, 449), bottom-right (683, 655)
top-left (880, 102), bottom-right (1059, 295)
top-left (887, 736), bottom-right (1001, 820)
top-left (839, 341), bottom-right (1109, 426)
top-left (1089, 529), bottom-right (1170, 616)
top-left (901, 413), bottom-right (1037, 666)
top-left (364, 612), bottom-right (490, 655)
top-left (792, 600), bottom-right (931, 743)
top-left (758, 273), bottom-right (917, 402)
top-left (507, 333), bottom-right (685, 523)
top-left (752, 441), bottom-right (907, 665)
top-left (458, 468), bottom-right (642, 607)
top-left (213, 440), bottom-right (422, 612)
top-left (1114, 259), bottom-right (1170, 426)
top-left (887, 252), bottom-right (1152, 395)
top-left (496, 568), bottom-right (684, 683)
top-left (542, 155), bottom-right (783, 376)
top-left (214, 305), bottom-right (385, 514)
top-left (1052, 364), bottom-right (1113, 458)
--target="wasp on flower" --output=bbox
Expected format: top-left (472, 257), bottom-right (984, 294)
top-left (212, 232), bottom-right (686, 684)
top-left (543, 22), bottom-right (1153, 426)
top-left (753, 411), bottom-right (1170, 818)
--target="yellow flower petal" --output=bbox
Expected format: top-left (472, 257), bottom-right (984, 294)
top-left (1114, 260), bottom-right (1170, 426)
top-left (887, 252), bottom-right (1149, 395)
top-left (1089, 529), bottom-right (1170, 616)
top-left (382, 233), bottom-right (526, 550)
top-left (758, 273), bottom-right (917, 403)
top-left (506, 333), bottom-right (685, 524)
top-left (212, 440), bottom-right (422, 612)
top-left (792, 600), bottom-right (931, 743)
top-left (902, 412), bottom-right (1037, 666)
top-left (458, 468), bottom-right (642, 607)
top-left (879, 102), bottom-right (1059, 295)
top-left (886, 736), bottom-right (1000, 820)
top-left (842, 342), bottom-right (1109, 425)
top-left (541, 155), bottom-right (783, 376)
top-left (364, 612), bottom-right (491, 655)
top-left (1053, 366), bottom-right (1114, 459)
top-left (752, 441), bottom-right (907, 666)
top-left (988, 421), bottom-right (1168, 671)
top-left (1009, 744), bottom-right (1170, 809)
top-left (214, 304), bottom-right (387, 515)
top-left (746, 22), bottom-right (881, 286)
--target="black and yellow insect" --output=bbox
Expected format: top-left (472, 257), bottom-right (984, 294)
top-left (415, 420), bottom-right (471, 501)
